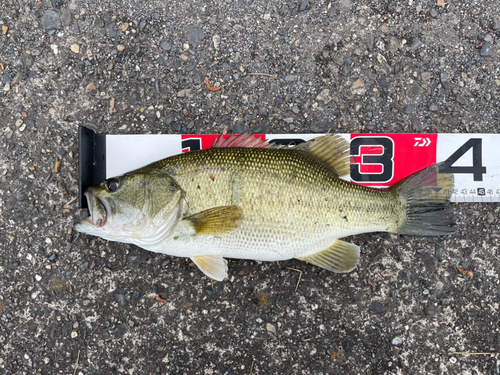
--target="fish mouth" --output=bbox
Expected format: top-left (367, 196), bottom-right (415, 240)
top-left (82, 191), bottom-right (112, 228)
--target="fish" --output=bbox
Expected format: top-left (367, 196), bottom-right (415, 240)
top-left (75, 133), bottom-right (455, 281)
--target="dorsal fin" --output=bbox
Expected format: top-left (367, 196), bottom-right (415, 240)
top-left (212, 133), bottom-right (269, 148)
top-left (294, 134), bottom-right (351, 177)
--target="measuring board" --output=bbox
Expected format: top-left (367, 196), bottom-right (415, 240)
top-left (78, 126), bottom-right (500, 208)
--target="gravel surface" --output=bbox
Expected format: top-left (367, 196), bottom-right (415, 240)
top-left (1, 0), bottom-right (500, 374)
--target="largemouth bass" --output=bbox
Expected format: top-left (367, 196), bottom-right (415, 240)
top-left (75, 134), bottom-right (455, 280)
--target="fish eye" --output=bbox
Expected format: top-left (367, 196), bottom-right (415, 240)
top-left (106, 178), bottom-right (120, 192)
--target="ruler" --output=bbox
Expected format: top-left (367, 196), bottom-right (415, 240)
top-left (78, 127), bottom-right (500, 207)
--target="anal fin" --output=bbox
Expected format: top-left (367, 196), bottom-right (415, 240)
top-left (298, 239), bottom-right (359, 273)
top-left (183, 205), bottom-right (243, 235)
top-left (191, 255), bottom-right (228, 281)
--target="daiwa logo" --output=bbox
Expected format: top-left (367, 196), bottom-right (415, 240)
top-left (350, 136), bottom-right (394, 183)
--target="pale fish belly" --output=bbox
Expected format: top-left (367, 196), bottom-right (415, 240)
top-left (151, 224), bottom-right (340, 261)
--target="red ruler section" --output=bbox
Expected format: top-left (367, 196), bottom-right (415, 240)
top-left (181, 134), bottom-right (266, 152)
top-left (350, 134), bottom-right (437, 187)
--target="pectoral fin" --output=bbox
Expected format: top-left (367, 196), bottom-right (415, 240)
top-left (191, 255), bottom-right (228, 281)
top-left (182, 205), bottom-right (243, 235)
top-left (298, 239), bottom-right (359, 273)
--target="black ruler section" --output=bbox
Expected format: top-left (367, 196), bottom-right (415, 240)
top-left (78, 126), bottom-right (106, 209)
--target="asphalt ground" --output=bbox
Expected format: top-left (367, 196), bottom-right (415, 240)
top-left (1, 0), bottom-right (499, 374)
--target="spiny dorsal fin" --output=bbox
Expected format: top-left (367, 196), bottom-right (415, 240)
top-left (294, 134), bottom-right (351, 177)
top-left (182, 205), bottom-right (243, 235)
top-left (191, 255), bottom-right (228, 281)
top-left (298, 239), bottom-right (359, 273)
top-left (212, 133), bottom-right (269, 148)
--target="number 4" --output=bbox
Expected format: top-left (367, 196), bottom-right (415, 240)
top-left (439, 139), bottom-right (486, 181)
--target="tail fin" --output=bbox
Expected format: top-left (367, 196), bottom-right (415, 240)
top-left (392, 163), bottom-right (456, 236)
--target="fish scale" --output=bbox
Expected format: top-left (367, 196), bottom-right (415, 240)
top-left (150, 147), bottom-right (399, 259)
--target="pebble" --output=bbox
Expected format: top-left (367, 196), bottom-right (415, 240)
top-left (493, 19), bottom-right (500, 31)
top-left (108, 25), bottom-right (116, 37)
top-left (430, 8), bottom-right (438, 18)
top-left (186, 27), bottom-right (204, 45)
top-left (411, 38), bottom-right (423, 50)
top-left (177, 89), bottom-right (194, 98)
top-left (480, 42), bottom-right (493, 57)
top-left (266, 323), bottom-right (276, 333)
top-left (309, 121), bottom-right (331, 133)
top-left (389, 37), bottom-right (399, 53)
top-left (351, 79), bottom-right (364, 89)
top-left (285, 75), bottom-right (296, 82)
top-left (440, 73), bottom-right (450, 89)
top-left (484, 34), bottom-right (493, 43)
top-left (185, 60), bottom-right (196, 71)
top-left (121, 23), bottom-right (129, 32)
top-left (35, 275), bottom-right (42, 282)
top-left (263, 14), bottom-right (271, 20)
top-left (291, 105), bottom-right (300, 114)
top-left (235, 123), bottom-right (249, 133)
top-left (405, 105), bottom-right (415, 114)
top-left (3, 83), bottom-right (10, 92)
top-left (371, 302), bottom-right (386, 314)
top-left (315, 88), bottom-right (331, 103)
top-left (3, 74), bottom-right (10, 84)
top-left (340, 0), bottom-right (352, 8)
top-left (423, 289), bottom-right (430, 295)
top-left (114, 324), bottom-right (128, 339)
top-left (429, 103), bottom-right (439, 111)
top-left (379, 77), bottom-right (390, 88)
top-left (421, 72), bottom-right (431, 81)
top-left (70, 44), bottom-right (80, 53)
top-left (117, 45), bottom-right (125, 52)
top-left (487, 212), bottom-right (495, 223)
top-left (117, 294), bottom-right (125, 306)
top-left (212, 35), bottom-right (220, 50)
top-left (15, 119), bottom-right (23, 127)
top-left (392, 337), bottom-right (403, 346)
top-left (48, 253), bottom-right (57, 262)
top-left (42, 10), bottom-right (61, 30)
top-left (298, 0), bottom-right (308, 12)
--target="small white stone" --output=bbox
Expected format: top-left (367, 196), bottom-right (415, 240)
top-left (35, 275), bottom-right (42, 281)
top-left (71, 331), bottom-right (78, 338)
top-left (392, 337), bottom-right (403, 345)
top-left (263, 14), bottom-right (271, 20)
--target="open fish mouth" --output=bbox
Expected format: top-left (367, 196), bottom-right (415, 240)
top-left (84, 191), bottom-right (112, 228)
